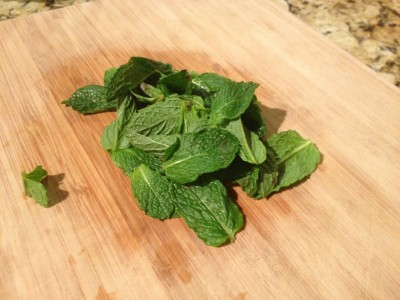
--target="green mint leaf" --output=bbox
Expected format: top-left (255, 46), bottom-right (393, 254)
top-left (110, 147), bottom-right (161, 175)
top-left (172, 177), bottom-right (243, 246)
top-left (235, 151), bottom-right (279, 199)
top-left (180, 95), bottom-right (209, 134)
top-left (162, 128), bottom-right (240, 184)
top-left (181, 106), bottom-right (209, 134)
top-left (62, 85), bottom-right (117, 114)
top-left (140, 83), bottom-right (164, 101)
top-left (242, 96), bottom-right (266, 138)
top-left (22, 165), bottom-right (49, 207)
top-left (179, 94), bottom-right (205, 110)
top-left (209, 81), bottom-right (259, 125)
top-left (225, 118), bottom-right (267, 165)
top-left (126, 97), bottom-right (183, 136)
top-left (104, 67), bottom-right (118, 87)
top-left (126, 131), bottom-right (179, 157)
top-left (267, 130), bottom-right (321, 191)
top-left (130, 164), bottom-right (175, 220)
top-left (158, 70), bottom-right (191, 94)
top-left (131, 92), bottom-right (157, 104)
top-left (191, 72), bottom-right (233, 94)
top-left (101, 95), bottom-right (135, 151)
top-left (107, 57), bottom-right (172, 101)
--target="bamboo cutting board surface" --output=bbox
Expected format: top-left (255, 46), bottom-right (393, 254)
top-left (1, 1), bottom-right (400, 299)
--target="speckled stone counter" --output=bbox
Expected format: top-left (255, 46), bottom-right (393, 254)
top-left (288, 0), bottom-right (399, 87)
top-left (1, 0), bottom-right (399, 87)
top-left (0, 0), bottom-right (90, 20)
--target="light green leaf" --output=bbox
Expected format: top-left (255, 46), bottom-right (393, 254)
top-left (225, 118), bottom-right (266, 164)
top-left (130, 164), bottom-right (175, 220)
top-left (22, 165), bottom-right (49, 207)
top-left (162, 128), bottom-right (240, 184)
top-left (172, 177), bottom-right (243, 246)
top-left (140, 83), bottom-right (164, 101)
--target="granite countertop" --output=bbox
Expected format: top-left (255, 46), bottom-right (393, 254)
top-left (1, 0), bottom-right (399, 87)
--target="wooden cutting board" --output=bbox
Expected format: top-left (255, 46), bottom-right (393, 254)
top-left (1, 1), bottom-right (400, 299)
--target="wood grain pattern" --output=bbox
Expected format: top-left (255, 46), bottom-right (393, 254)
top-left (1, 0), bottom-right (400, 299)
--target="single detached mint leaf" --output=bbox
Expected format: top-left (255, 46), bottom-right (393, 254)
top-left (172, 177), bottom-right (243, 246)
top-left (162, 128), bottom-right (240, 184)
top-left (104, 67), bottom-right (118, 87)
top-left (107, 57), bottom-right (172, 101)
top-left (110, 147), bottom-right (161, 175)
top-left (209, 81), bottom-right (259, 125)
top-left (267, 130), bottom-right (321, 192)
top-left (130, 164), bottom-right (175, 220)
top-left (22, 165), bottom-right (49, 207)
top-left (62, 85), bottom-right (117, 114)
top-left (225, 118), bottom-right (267, 165)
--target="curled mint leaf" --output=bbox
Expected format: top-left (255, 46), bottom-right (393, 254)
top-left (22, 165), bottom-right (49, 207)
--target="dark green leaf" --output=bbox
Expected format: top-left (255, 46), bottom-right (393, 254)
top-left (242, 96), bottom-right (266, 138)
top-left (22, 165), bottom-right (49, 207)
top-left (267, 130), bottom-right (321, 191)
top-left (130, 164), bottom-right (175, 220)
top-left (62, 85), bottom-right (117, 114)
top-left (162, 128), bottom-right (240, 184)
top-left (192, 72), bottom-right (233, 94)
top-left (235, 150), bottom-right (278, 199)
top-left (172, 177), bottom-right (243, 246)
top-left (104, 67), bottom-right (118, 87)
top-left (107, 57), bottom-right (172, 101)
top-left (209, 81), bottom-right (258, 125)
top-left (158, 70), bottom-right (191, 94)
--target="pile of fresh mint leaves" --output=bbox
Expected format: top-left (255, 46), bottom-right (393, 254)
top-left (63, 57), bottom-right (321, 246)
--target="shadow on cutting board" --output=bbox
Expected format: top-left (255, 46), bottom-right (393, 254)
top-left (43, 173), bottom-right (69, 207)
top-left (260, 105), bottom-right (286, 137)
